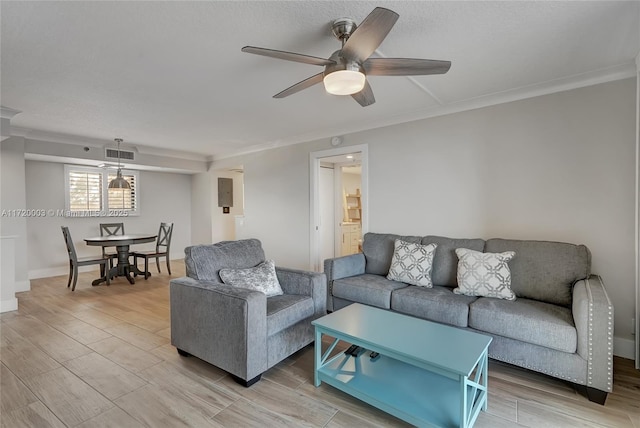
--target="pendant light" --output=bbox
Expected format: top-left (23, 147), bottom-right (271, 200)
top-left (108, 138), bottom-right (130, 189)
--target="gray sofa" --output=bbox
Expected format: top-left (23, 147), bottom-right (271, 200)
top-left (324, 233), bottom-right (614, 404)
top-left (170, 239), bottom-right (326, 386)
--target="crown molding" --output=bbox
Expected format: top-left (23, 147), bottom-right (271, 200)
top-left (0, 106), bottom-right (21, 119)
top-left (8, 60), bottom-right (637, 164)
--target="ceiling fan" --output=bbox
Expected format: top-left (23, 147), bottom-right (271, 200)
top-left (241, 7), bottom-right (451, 107)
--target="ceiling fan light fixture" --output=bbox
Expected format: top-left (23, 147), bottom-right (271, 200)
top-left (323, 69), bottom-right (366, 96)
top-left (242, 7), bottom-right (449, 106)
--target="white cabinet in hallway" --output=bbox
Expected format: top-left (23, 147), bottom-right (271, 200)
top-left (340, 223), bottom-right (361, 256)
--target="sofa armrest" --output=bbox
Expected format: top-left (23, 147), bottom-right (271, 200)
top-left (324, 253), bottom-right (366, 281)
top-left (572, 275), bottom-right (614, 393)
top-left (324, 253), bottom-right (366, 311)
top-left (169, 276), bottom-right (267, 381)
top-left (276, 267), bottom-right (327, 317)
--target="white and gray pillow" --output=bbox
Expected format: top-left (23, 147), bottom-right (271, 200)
top-left (219, 259), bottom-right (283, 297)
top-left (454, 248), bottom-right (516, 300)
top-left (387, 239), bottom-right (437, 287)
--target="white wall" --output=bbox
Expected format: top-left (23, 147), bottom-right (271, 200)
top-left (212, 78), bottom-right (637, 357)
top-left (214, 142), bottom-right (329, 267)
top-left (190, 172), bottom-right (213, 245)
top-left (0, 137), bottom-right (30, 291)
top-left (25, 160), bottom-right (192, 277)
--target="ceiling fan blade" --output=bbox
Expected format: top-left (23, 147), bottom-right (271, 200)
top-left (273, 72), bottom-right (324, 98)
top-left (351, 80), bottom-right (375, 107)
top-left (341, 7), bottom-right (399, 63)
top-left (242, 46), bottom-right (334, 66)
top-left (364, 58), bottom-right (451, 76)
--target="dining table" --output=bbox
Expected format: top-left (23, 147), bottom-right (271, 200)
top-left (84, 233), bottom-right (157, 285)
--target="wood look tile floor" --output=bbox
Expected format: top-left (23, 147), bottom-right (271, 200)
top-left (1, 262), bottom-right (639, 427)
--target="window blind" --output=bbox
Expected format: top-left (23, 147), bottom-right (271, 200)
top-left (68, 170), bottom-right (103, 211)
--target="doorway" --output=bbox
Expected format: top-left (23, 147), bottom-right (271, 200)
top-left (310, 144), bottom-right (368, 272)
top-left (335, 160), bottom-right (363, 257)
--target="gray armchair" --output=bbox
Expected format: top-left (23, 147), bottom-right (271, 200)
top-left (170, 239), bottom-right (326, 386)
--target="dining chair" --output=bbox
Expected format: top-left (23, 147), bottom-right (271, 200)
top-left (132, 222), bottom-right (173, 279)
top-left (61, 226), bottom-right (110, 291)
top-left (99, 222), bottom-right (124, 273)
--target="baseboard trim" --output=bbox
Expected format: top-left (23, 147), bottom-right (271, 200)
top-left (613, 337), bottom-right (636, 359)
top-left (29, 266), bottom-right (78, 280)
top-left (0, 297), bottom-right (18, 313)
top-left (14, 279), bottom-right (31, 293)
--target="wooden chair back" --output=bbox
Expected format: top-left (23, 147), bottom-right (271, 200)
top-left (99, 223), bottom-right (124, 257)
top-left (61, 226), bottom-right (78, 262)
top-left (100, 223), bottom-right (125, 236)
top-left (157, 222), bottom-right (173, 254)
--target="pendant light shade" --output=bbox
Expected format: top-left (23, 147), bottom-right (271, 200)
top-left (108, 170), bottom-right (130, 189)
top-left (108, 138), bottom-right (130, 190)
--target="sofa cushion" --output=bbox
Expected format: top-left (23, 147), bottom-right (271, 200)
top-left (362, 233), bottom-right (422, 275)
top-left (387, 240), bottom-right (437, 287)
top-left (422, 236), bottom-right (485, 287)
top-left (266, 294), bottom-right (315, 336)
top-left (453, 248), bottom-right (516, 301)
top-left (185, 239), bottom-right (266, 282)
top-left (484, 239), bottom-right (590, 306)
top-left (391, 285), bottom-right (478, 328)
top-left (332, 274), bottom-right (407, 309)
top-left (469, 297), bottom-right (577, 353)
top-left (220, 260), bottom-right (283, 297)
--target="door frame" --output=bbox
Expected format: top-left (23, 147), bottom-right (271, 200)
top-left (309, 144), bottom-right (368, 272)
top-left (635, 53), bottom-right (639, 369)
top-left (318, 163), bottom-right (337, 266)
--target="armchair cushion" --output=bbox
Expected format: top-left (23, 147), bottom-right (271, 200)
top-left (267, 294), bottom-right (315, 336)
top-left (220, 260), bottom-right (283, 297)
top-left (276, 267), bottom-right (327, 318)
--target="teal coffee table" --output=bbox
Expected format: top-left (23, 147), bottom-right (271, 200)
top-left (312, 303), bottom-right (492, 428)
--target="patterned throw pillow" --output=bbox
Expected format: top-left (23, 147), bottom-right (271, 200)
top-left (219, 260), bottom-right (283, 297)
top-left (387, 239), bottom-right (437, 287)
top-left (454, 248), bottom-right (516, 300)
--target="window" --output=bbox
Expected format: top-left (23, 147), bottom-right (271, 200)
top-left (107, 172), bottom-right (137, 211)
top-left (65, 165), bottom-right (139, 216)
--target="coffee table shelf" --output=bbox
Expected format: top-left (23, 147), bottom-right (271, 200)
top-left (318, 352), bottom-right (479, 427)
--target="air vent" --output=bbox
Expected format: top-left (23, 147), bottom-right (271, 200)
top-left (105, 148), bottom-right (135, 161)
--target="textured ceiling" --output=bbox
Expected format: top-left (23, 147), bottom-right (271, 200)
top-left (2, 1), bottom-right (638, 160)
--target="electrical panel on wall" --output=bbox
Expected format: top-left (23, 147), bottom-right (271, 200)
top-left (218, 178), bottom-right (233, 213)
